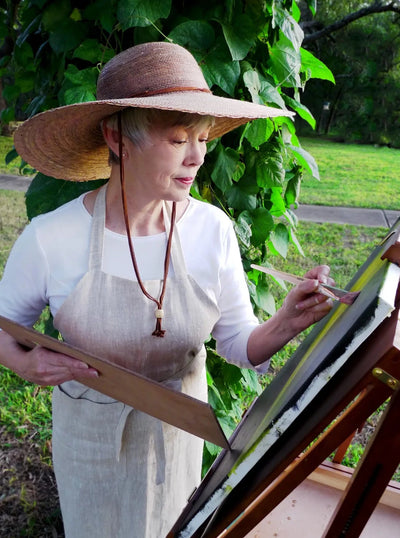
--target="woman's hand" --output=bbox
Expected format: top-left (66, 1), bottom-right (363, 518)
top-left (0, 330), bottom-right (98, 386)
top-left (280, 264), bottom-right (335, 334)
top-left (20, 346), bottom-right (99, 386)
top-left (248, 265), bottom-right (335, 366)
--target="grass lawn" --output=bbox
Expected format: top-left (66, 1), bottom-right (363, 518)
top-left (299, 136), bottom-right (400, 210)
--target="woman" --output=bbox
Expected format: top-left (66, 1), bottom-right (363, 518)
top-left (0, 42), bottom-right (334, 536)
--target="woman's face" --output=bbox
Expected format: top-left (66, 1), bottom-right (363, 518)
top-left (123, 122), bottom-right (210, 203)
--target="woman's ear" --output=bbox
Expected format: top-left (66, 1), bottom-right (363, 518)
top-left (102, 119), bottom-right (123, 157)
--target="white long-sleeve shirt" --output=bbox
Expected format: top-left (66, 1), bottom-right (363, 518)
top-left (0, 194), bottom-right (267, 371)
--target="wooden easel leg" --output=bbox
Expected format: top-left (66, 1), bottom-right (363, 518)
top-left (323, 387), bottom-right (400, 537)
top-left (214, 383), bottom-right (391, 538)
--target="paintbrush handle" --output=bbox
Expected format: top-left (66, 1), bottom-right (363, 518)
top-left (250, 264), bottom-right (306, 286)
top-left (250, 264), bottom-right (351, 301)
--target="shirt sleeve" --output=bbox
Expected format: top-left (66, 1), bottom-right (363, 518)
top-left (211, 220), bottom-right (270, 374)
top-left (0, 221), bottom-right (49, 327)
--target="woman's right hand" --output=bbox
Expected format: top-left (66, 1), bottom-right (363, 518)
top-left (0, 330), bottom-right (98, 386)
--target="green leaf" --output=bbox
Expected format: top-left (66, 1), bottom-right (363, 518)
top-left (26, 174), bottom-right (107, 220)
top-left (305, 0), bottom-right (317, 16)
top-left (5, 148), bottom-right (18, 165)
top-left (199, 38), bottom-right (240, 96)
top-left (204, 440), bottom-right (221, 457)
top-left (243, 69), bottom-right (286, 108)
top-left (217, 414), bottom-right (239, 437)
top-left (63, 65), bottom-right (98, 85)
top-left (14, 42), bottom-right (34, 66)
top-left (49, 20), bottom-right (88, 54)
top-left (1, 108), bottom-right (15, 123)
top-left (243, 118), bottom-right (275, 149)
top-left (269, 187), bottom-right (286, 217)
top-left (234, 214), bottom-right (252, 249)
top-left (83, 0), bottom-right (117, 33)
top-left (240, 368), bottom-right (262, 395)
top-left (73, 39), bottom-right (114, 64)
top-left (42, 0), bottom-right (71, 31)
top-left (249, 207), bottom-right (274, 246)
top-left (270, 222), bottom-right (289, 258)
top-left (232, 161), bottom-right (245, 183)
top-left (226, 184), bottom-right (257, 211)
top-left (251, 284), bottom-right (276, 316)
top-left (168, 20), bottom-right (215, 51)
top-left (288, 144), bottom-right (319, 180)
top-left (292, 0), bottom-right (301, 22)
top-left (210, 145), bottom-right (239, 193)
top-left (289, 227), bottom-right (305, 257)
top-left (255, 146), bottom-right (285, 188)
top-left (268, 35), bottom-right (301, 88)
top-left (60, 65), bottom-right (98, 105)
top-left (300, 48), bottom-right (335, 84)
top-left (283, 94), bottom-right (316, 129)
top-left (284, 175), bottom-right (301, 207)
top-left (272, 4), bottom-right (304, 51)
top-left (221, 362), bottom-right (244, 386)
top-left (117, 0), bottom-right (172, 29)
top-left (63, 87), bottom-right (96, 105)
top-left (221, 14), bottom-right (256, 61)
top-left (14, 72), bottom-right (35, 93)
top-left (2, 84), bottom-right (22, 102)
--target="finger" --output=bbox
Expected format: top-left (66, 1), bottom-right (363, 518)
top-left (304, 264), bottom-right (329, 278)
top-left (37, 365), bottom-right (99, 386)
top-left (305, 266), bottom-right (336, 288)
top-left (29, 349), bottom-right (99, 385)
top-left (45, 352), bottom-right (97, 373)
top-left (295, 278), bottom-right (320, 296)
top-left (296, 293), bottom-right (333, 311)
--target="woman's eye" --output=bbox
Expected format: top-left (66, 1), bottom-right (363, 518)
top-left (173, 140), bottom-right (187, 145)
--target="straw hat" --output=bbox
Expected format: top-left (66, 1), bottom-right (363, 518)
top-left (14, 41), bottom-right (293, 181)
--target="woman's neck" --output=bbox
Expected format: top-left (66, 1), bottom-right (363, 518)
top-left (83, 178), bottom-right (189, 237)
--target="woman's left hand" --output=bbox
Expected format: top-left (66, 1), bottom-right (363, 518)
top-left (280, 264), bottom-right (335, 334)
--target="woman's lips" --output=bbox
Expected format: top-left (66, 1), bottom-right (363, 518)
top-left (175, 177), bottom-right (194, 185)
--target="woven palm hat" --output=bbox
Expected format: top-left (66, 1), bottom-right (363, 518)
top-left (14, 41), bottom-right (293, 181)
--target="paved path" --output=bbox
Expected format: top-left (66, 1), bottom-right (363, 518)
top-left (1, 174), bottom-right (399, 228)
top-left (294, 204), bottom-right (400, 229)
top-left (0, 173), bottom-right (32, 192)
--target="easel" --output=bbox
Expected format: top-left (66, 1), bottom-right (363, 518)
top-left (208, 305), bottom-right (400, 537)
top-left (169, 228), bottom-right (400, 537)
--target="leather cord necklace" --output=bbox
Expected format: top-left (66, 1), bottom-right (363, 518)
top-left (117, 112), bottom-right (176, 337)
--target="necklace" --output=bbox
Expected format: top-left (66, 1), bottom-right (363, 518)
top-left (118, 112), bottom-right (176, 337)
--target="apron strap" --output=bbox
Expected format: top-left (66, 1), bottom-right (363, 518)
top-left (88, 185), bottom-right (107, 271)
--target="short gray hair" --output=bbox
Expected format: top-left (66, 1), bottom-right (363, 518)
top-left (104, 108), bottom-right (215, 164)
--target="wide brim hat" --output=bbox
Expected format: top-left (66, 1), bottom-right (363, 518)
top-left (14, 41), bottom-right (293, 181)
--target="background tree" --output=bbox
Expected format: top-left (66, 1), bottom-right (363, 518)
top-left (0, 0), bottom-right (333, 467)
top-left (298, 0), bottom-right (400, 145)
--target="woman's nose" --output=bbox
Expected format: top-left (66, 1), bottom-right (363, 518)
top-left (184, 142), bottom-right (205, 167)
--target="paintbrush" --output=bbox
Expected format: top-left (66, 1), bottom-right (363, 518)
top-left (250, 264), bottom-right (360, 305)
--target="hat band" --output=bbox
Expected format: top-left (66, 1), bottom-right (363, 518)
top-left (130, 86), bottom-right (212, 98)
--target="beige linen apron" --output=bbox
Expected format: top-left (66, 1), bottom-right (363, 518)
top-left (51, 186), bottom-right (220, 537)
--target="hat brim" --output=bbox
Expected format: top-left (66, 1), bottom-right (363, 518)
top-left (14, 92), bottom-right (293, 181)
